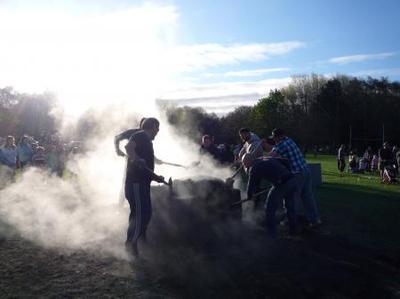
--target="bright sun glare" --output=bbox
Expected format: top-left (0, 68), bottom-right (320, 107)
top-left (0, 4), bottom-right (179, 117)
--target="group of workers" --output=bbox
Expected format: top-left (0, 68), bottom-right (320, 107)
top-left (115, 118), bottom-right (321, 259)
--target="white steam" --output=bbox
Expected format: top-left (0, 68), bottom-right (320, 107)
top-left (0, 3), bottom-right (236, 258)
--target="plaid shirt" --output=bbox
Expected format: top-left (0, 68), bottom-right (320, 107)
top-left (272, 137), bottom-right (307, 173)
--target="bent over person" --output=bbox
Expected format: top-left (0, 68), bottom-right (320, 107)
top-left (242, 153), bottom-right (297, 238)
top-left (124, 117), bottom-right (165, 258)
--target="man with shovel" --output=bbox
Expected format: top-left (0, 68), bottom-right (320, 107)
top-left (242, 153), bottom-right (297, 238)
top-left (124, 117), bottom-right (166, 258)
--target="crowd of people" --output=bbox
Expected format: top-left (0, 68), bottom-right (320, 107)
top-left (0, 134), bottom-right (80, 176)
top-left (337, 142), bottom-right (400, 183)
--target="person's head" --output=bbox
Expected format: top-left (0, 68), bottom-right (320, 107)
top-left (241, 153), bottom-right (254, 169)
top-left (202, 135), bottom-right (213, 147)
top-left (6, 135), bottom-right (15, 147)
top-left (139, 117), bottom-right (146, 129)
top-left (36, 146), bottom-right (45, 154)
top-left (383, 141), bottom-right (390, 149)
top-left (239, 128), bottom-right (251, 142)
top-left (271, 128), bottom-right (285, 143)
top-left (21, 135), bottom-right (29, 144)
top-left (142, 117), bottom-right (160, 140)
top-left (262, 137), bottom-right (275, 152)
top-left (340, 144), bottom-right (345, 149)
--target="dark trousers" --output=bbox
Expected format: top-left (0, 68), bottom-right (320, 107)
top-left (337, 158), bottom-right (345, 172)
top-left (125, 181), bottom-right (152, 246)
top-left (265, 178), bottom-right (297, 238)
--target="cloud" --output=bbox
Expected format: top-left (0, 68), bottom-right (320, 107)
top-left (328, 52), bottom-right (396, 64)
top-left (170, 42), bottom-right (305, 71)
top-left (350, 68), bottom-right (400, 77)
top-left (159, 77), bottom-right (291, 114)
top-left (204, 67), bottom-right (291, 78)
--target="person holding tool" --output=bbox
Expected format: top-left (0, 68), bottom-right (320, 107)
top-left (124, 117), bottom-right (166, 258)
top-left (226, 128), bottom-right (263, 187)
top-left (242, 153), bottom-right (297, 238)
top-left (270, 128), bottom-right (321, 228)
top-left (115, 117), bottom-right (184, 167)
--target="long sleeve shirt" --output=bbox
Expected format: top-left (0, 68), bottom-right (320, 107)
top-left (247, 158), bottom-right (293, 199)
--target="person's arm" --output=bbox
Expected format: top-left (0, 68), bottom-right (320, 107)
top-left (246, 167), bottom-right (260, 200)
top-left (115, 130), bottom-right (133, 157)
top-left (238, 143), bottom-right (246, 161)
top-left (114, 134), bottom-right (126, 157)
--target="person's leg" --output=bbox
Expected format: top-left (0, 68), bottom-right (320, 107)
top-left (264, 186), bottom-right (283, 238)
top-left (139, 182), bottom-right (152, 242)
top-left (283, 179), bottom-right (297, 234)
top-left (125, 182), bottom-right (139, 256)
top-left (301, 169), bottom-right (321, 225)
top-left (293, 172), bottom-right (305, 216)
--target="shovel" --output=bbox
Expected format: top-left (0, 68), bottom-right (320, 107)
top-left (230, 188), bottom-right (271, 208)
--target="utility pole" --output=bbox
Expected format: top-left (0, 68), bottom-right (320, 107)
top-left (349, 125), bottom-right (352, 150)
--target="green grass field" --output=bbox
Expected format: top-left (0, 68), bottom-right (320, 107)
top-left (306, 154), bottom-right (400, 257)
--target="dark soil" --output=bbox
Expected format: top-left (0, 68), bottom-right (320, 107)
top-left (1, 179), bottom-right (400, 298)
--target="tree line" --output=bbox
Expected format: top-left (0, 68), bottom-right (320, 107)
top-left (0, 87), bottom-right (59, 139)
top-left (162, 74), bottom-right (400, 152)
top-left (1, 74), bottom-right (399, 153)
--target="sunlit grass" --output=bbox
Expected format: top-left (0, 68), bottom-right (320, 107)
top-left (306, 154), bottom-right (400, 255)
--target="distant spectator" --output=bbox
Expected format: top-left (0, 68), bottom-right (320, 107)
top-left (363, 147), bottom-right (373, 171)
top-left (0, 136), bottom-right (18, 169)
top-left (337, 144), bottom-right (346, 175)
top-left (396, 148), bottom-right (400, 174)
top-left (371, 155), bottom-right (379, 172)
top-left (348, 152), bottom-right (358, 173)
top-left (17, 135), bottom-right (34, 168)
top-left (379, 142), bottom-right (394, 181)
top-left (393, 146), bottom-right (399, 175)
top-left (358, 158), bottom-right (368, 173)
top-left (46, 135), bottom-right (65, 176)
top-left (32, 146), bottom-right (47, 168)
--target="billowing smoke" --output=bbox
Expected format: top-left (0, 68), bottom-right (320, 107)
top-left (0, 5), bottom-right (260, 296)
top-left (0, 101), bottom-right (236, 258)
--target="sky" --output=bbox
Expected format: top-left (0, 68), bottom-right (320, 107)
top-left (0, 0), bottom-right (399, 115)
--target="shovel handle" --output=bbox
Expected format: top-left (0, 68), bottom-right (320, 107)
top-left (230, 188), bottom-right (270, 207)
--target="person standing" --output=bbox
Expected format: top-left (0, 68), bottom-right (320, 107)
top-left (17, 135), bottom-right (33, 168)
top-left (378, 142), bottom-right (394, 181)
top-left (270, 128), bottom-right (321, 227)
top-left (0, 136), bottom-right (18, 169)
top-left (337, 144), bottom-right (346, 176)
top-left (124, 117), bottom-right (165, 258)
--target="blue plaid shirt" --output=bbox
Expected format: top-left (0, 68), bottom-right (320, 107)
top-left (272, 137), bottom-right (307, 174)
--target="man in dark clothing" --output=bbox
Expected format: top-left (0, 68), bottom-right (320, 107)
top-left (124, 117), bottom-right (165, 257)
top-left (114, 117), bottom-right (146, 157)
top-left (379, 142), bottom-right (394, 181)
top-left (242, 153), bottom-right (297, 238)
top-left (337, 144), bottom-right (346, 175)
top-left (200, 135), bottom-right (222, 162)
